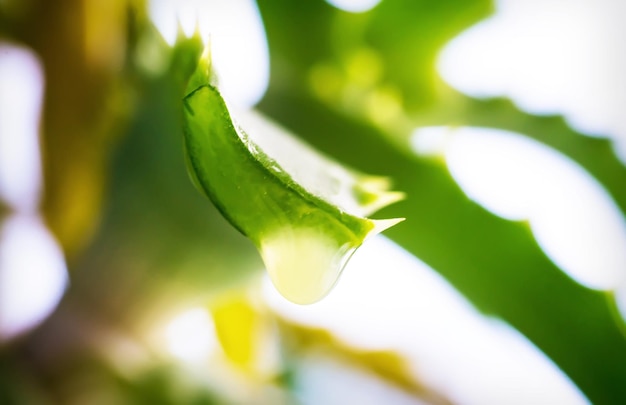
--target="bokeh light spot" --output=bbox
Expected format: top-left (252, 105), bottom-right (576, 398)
top-left (0, 43), bottom-right (44, 213)
top-left (165, 307), bottom-right (218, 363)
top-left (0, 215), bottom-right (68, 340)
top-left (325, 0), bottom-right (382, 13)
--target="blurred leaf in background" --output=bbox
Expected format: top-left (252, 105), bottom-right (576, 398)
top-left (1, 0), bottom-right (625, 404)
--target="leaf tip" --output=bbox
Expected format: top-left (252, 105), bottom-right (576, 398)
top-left (354, 175), bottom-right (405, 216)
top-left (185, 44), bottom-right (215, 96)
top-left (367, 217), bottom-right (405, 239)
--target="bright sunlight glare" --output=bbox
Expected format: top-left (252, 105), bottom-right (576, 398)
top-left (165, 307), bottom-right (218, 363)
top-left (438, 0), bottom-right (626, 164)
top-left (325, 0), bottom-right (382, 13)
top-left (0, 43), bottom-right (44, 213)
top-left (149, 0), bottom-right (269, 108)
top-left (411, 126), bottom-right (626, 291)
top-left (264, 236), bottom-right (588, 405)
top-left (0, 215), bottom-right (68, 341)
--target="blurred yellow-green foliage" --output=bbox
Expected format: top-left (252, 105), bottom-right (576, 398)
top-left (1, 0), bottom-right (625, 404)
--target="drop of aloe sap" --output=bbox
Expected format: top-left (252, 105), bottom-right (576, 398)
top-left (258, 220), bottom-right (401, 304)
top-left (259, 228), bottom-right (357, 304)
top-left (183, 57), bottom-right (403, 304)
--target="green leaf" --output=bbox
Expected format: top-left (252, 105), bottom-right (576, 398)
top-left (255, 0), bottom-right (626, 401)
top-left (257, 89), bottom-right (626, 405)
top-left (182, 54), bottom-right (403, 304)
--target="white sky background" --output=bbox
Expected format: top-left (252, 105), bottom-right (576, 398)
top-left (0, 44), bottom-right (68, 341)
top-left (439, 0), bottom-right (626, 163)
top-left (0, 215), bottom-right (68, 340)
top-left (0, 44), bottom-right (43, 213)
top-left (325, 0), bottom-right (381, 13)
top-left (149, 0), bottom-right (269, 108)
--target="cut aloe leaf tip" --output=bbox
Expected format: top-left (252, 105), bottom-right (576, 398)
top-left (183, 51), bottom-right (404, 304)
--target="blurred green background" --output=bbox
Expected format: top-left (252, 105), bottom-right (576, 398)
top-left (1, 0), bottom-right (625, 404)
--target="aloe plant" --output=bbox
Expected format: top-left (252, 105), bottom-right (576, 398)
top-left (183, 51), bottom-right (403, 304)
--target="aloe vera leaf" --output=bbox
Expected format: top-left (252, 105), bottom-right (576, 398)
top-left (182, 59), bottom-right (402, 304)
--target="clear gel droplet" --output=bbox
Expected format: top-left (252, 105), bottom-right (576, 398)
top-left (258, 218), bottom-right (403, 304)
top-left (259, 227), bottom-right (358, 305)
